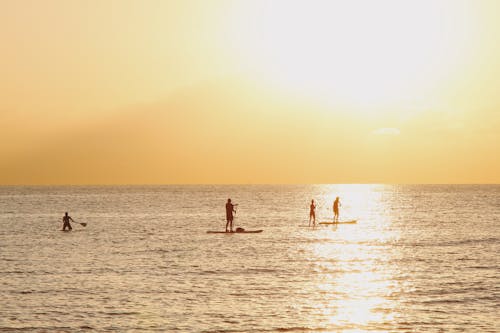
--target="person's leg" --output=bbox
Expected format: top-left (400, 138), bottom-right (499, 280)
top-left (226, 219), bottom-right (229, 232)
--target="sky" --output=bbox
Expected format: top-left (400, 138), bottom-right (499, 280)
top-left (1, 0), bottom-right (499, 185)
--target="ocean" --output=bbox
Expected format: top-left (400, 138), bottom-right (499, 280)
top-left (0, 185), bottom-right (498, 332)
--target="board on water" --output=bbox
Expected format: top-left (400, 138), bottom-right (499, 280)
top-left (319, 220), bottom-right (357, 225)
top-left (207, 230), bottom-right (263, 234)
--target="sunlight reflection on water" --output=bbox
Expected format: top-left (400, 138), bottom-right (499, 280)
top-left (304, 184), bottom-right (400, 331)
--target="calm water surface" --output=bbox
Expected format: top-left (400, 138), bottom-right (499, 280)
top-left (0, 185), bottom-right (498, 332)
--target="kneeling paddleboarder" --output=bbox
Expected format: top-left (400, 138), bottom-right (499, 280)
top-left (62, 212), bottom-right (74, 231)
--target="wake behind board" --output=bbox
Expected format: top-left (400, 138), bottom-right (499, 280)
top-left (319, 220), bottom-right (357, 225)
top-left (207, 230), bottom-right (263, 234)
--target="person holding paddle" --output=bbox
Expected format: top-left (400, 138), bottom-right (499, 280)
top-left (309, 199), bottom-right (316, 226)
top-left (225, 199), bottom-right (237, 233)
top-left (62, 212), bottom-right (74, 231)
top-left (333, 197), bottom-right (341, 222)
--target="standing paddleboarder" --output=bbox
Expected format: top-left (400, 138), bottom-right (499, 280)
top-left (333, 197), bottom-right (341, 222)
top-left (309, 199), bottom-right (316, 227)
top-left (225, 199), bottom-right (237, 233)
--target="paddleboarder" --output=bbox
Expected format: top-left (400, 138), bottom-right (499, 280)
top-left (62, 212), bottom-right (74, 231)
top-left (225, 199), bottom-right (237, 232)
top-left (309, 199), bottom-right (316, 226)
top-left (333, 197), bottom-right (341, 222)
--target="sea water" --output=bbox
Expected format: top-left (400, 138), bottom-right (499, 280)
top-left (0, 185), bottom-right (498, 332)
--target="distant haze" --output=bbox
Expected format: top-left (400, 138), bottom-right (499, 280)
top-left (1, 0), bottom-right (499, 184)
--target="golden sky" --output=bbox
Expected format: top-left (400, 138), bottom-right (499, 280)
top-left (1, 0), bottom-right (499, 184)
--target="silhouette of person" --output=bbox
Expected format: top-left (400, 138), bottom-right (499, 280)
top-left (333, 197), bottom-right (341, 222)
top-left (309, 199), bottom-right (316, 226)
top-left (225, 199), bottom-right (236, 232)
top-left (62, 212), bottom-right (74, 231)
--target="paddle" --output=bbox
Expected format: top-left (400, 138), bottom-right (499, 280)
top-left (62, 220), bottom-right (87, 227)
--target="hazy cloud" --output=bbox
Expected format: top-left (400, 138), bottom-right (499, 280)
top-left (372, 127), bottom-right (401, 136)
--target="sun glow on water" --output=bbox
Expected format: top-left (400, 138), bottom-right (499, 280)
top-left (308, 241), bottom-right (399, 329)
top-left (302, 185), bottom-right (400, 330)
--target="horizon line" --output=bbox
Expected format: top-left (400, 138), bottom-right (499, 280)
top-left (0, 183), bottom-right (498, 187)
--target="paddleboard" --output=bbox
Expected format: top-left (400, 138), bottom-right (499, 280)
top-left (319, 220), bottom-right (357, 225)
top-left (207, 230), bottom-right (263, 234)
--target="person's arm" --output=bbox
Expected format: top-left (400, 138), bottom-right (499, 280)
top-left (69, 216), bottom-right (75, 222)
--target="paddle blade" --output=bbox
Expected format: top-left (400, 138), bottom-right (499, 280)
top-left (80, 223), bottom-right (87, 227)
